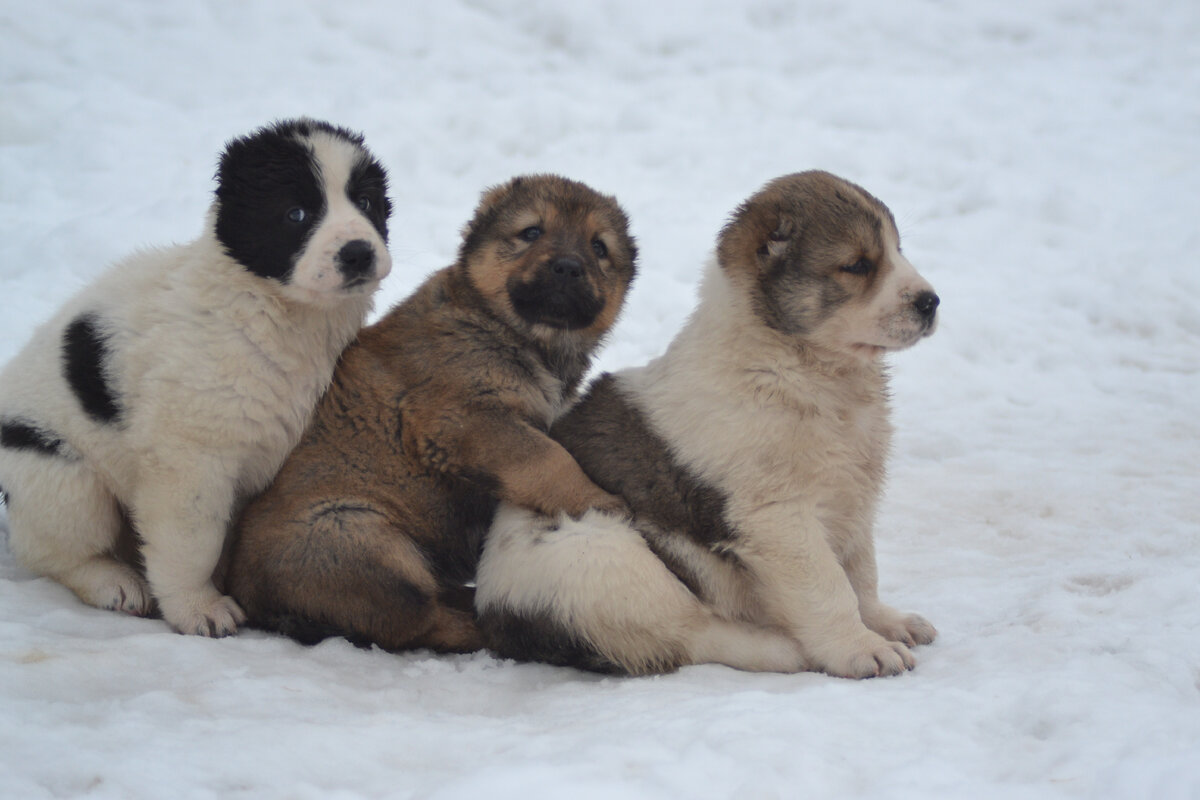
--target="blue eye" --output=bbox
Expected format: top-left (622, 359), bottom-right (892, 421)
top-left (287, 207), bottom-right (307, 224)
top-left (356, 195), bottom-right (371, 212)
top-left (519, 226), bottom-right (542, 242)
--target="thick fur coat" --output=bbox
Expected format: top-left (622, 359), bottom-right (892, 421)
top-left (0, 119), bottom-right (391, 636)
top-left (226, 174), bottom-right (637, 652)
top-left (477, 171), bottom-right (940, 678)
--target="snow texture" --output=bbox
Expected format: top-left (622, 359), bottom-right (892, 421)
top-left (1, 1), bottom-right (1198, 798)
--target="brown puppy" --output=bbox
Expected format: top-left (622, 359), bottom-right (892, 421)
top-left (225, 175), bottom-right (637, 652)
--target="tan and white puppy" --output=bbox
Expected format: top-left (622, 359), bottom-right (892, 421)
top-left (0, 119), bottom-right (391, 636)
top-left (476, 171), bottom-right (939, 678)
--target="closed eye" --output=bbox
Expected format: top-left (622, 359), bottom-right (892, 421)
top-left (840, 258), bottom-right (873, 276)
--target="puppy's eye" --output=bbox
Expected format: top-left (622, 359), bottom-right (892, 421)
top-left (592, 238), bottom-right (608, 259)
top-left (519, 226), bottom-right (542, 242)
top-left (287, 207), bottom-right (308, 224)
top-left (356, 195), bottom-right (372, 212)
top-left (841, 258), bottom-right (873, 276)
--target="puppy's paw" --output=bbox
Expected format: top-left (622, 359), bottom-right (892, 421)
top-left (560, 487), bottom-right (629, 520)
top-left (586, 490), bottom-right (631, 519)
top-left (66, 558), bottom-right (154, 617)
top-left (813, 631), bottom-right (915, 679)
top-left (103, 575), bottom-right (154, 617)
top-left (861, 603), bottom-right (938, 647)
top-left (159, 588), bottom-right (247, 637)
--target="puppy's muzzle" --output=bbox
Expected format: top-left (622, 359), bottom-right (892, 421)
top-left (337, 239), bottom-right (378, 287)
top-left (508, 254), bottom-right (605, 330)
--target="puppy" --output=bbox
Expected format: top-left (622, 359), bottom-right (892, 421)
top-left (0, 118), bottom-right (392, 636)
top-left (476, 171), bottom-right (940, 678)
top-left (225, 174), bottom-right (637, 653)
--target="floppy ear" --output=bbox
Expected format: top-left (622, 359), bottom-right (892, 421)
top-left (762, 218), bottom-right (794, 263)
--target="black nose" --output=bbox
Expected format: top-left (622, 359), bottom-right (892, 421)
top-left (913, 291), bottom-right (940, 318)
top-left (548, 256), bottom-right (583, 281)
top-left (337, 239), bottom-right (376, 280)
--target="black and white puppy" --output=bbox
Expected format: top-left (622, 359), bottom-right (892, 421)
top-left (0, 118), bottom-right (391, 636)
top-left (477, 171), bottom-right (939, 678)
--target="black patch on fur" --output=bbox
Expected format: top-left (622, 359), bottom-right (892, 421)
top-left (347, 154), bottom-right (391, 242)
top-left (0, 418), bottom-right (70, 458)
top-left (479, 606), bottom-right (626, 675)
top-left (62, 314), bottom-right (122, 424)
top-left (214, 118), bottom-right (390, 282)
top-left (551, 374), bottom-right (739, 552)
top-left (635, 521), bottom-right (719, 603)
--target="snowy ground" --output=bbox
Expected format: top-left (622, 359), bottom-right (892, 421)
top-left (2, 1), bottom-right (1199, 798)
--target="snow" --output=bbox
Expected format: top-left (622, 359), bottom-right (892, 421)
top-left (1, 1), bottom-right (1198, 797)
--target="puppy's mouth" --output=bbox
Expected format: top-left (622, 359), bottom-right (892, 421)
top-left (850, 343), bottom-right (891, 358)
top-left (342, 274), bottom-right (380, 291)
top-left (852, 325), bottom-right (935, 358)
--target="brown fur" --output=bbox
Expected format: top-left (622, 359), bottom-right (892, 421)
top-left (224, 175), bottom-right (637, 652)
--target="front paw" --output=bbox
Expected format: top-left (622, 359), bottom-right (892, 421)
top-left (559, 487), bottom-right (629, 520)
top-left (583, 490), bottom-right (630, 519)
top-left (70, 559), bottom-right (154, 617)
top-left (159, 588), bottom-right (247, 637)
top-left (861, 604), bottom-right (938, 647)
top-left (811, 630), bottom-right (916, 679)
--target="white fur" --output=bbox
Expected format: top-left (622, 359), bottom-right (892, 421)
top-left (0, 144), bottom-right (388, 636)
top-left (479, 252), bottom-right (937, 677)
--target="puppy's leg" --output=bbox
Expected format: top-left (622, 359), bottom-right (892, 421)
top-left (3, 456), bottom-right (151, 615)
top-left (248, 501), bottom-right (482, 652)
top-left (408, 410), bottom-right (625, 518)
top-left (494, 434), bottom-right (628, 518)
top-left (477, 507), bottom-right (804, 675)
top-left (685, 616), bottom-right (808, 674)
top-left (734, 504), bottom-right (916, 678)
top-left (132, 455), bottom-right (245, 637)
top-left (841, 533), bottom-right (937, 647)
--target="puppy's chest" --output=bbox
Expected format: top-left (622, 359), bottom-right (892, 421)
top-left (673, 374), bottom-right (890, 508)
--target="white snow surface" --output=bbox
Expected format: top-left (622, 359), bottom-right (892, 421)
top-left (1, 2), bottom-right (1198, 798)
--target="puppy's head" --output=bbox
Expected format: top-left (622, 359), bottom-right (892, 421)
top-left (459, 174), bottom-right (637, 341)
top-left (213, 118), bottom-right (393, 305)
top-left (718, 171), bottom-right (938, 360)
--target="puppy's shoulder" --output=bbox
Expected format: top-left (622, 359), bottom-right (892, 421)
top-left (372, 267), bottom-right (550, 396)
